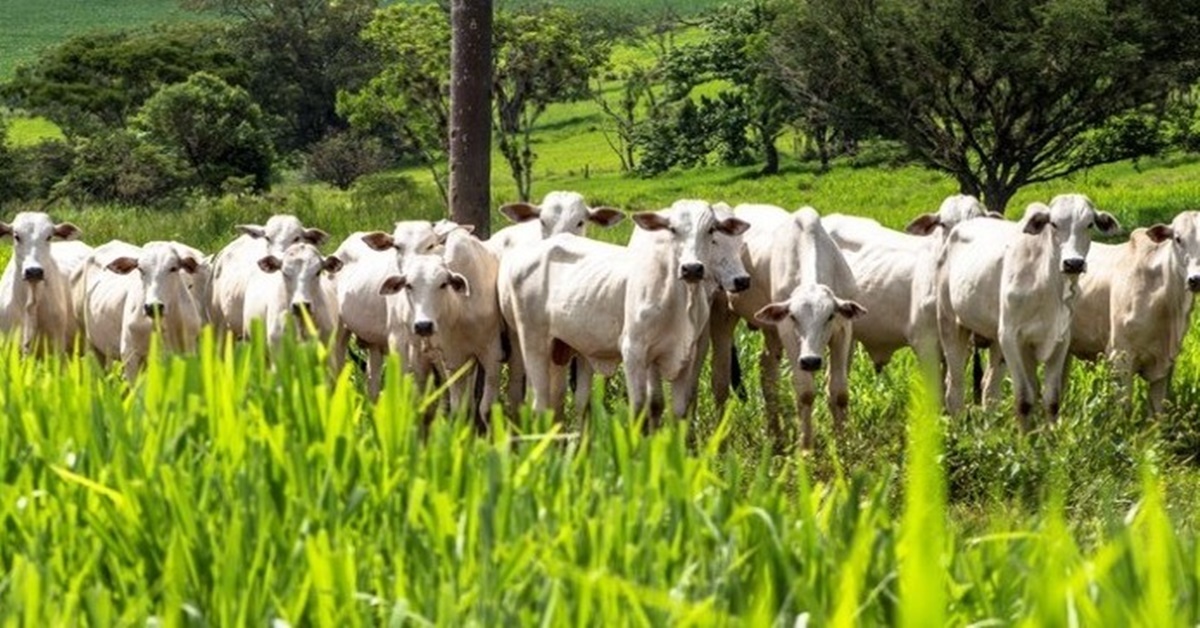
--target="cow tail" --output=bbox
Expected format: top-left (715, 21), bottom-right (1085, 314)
top-left (971, 347), bottom-right (983, 406)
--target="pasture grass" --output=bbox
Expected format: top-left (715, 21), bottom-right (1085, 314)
top-left (3, 115), bottom-right (64, 146)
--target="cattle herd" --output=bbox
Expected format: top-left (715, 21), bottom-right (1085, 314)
top-left (0, 190), bottom-right (1196, 447)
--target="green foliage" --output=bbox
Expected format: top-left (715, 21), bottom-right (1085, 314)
top-left (1, 24), bottom-right (246, 136)
top-left (304, 130), bottom-right (393, 191)
top-left (55, 129), bottom-right (188, 207)
top-left (3, 139), bottom-right (75, 204)
top-left (133, 72), bottom-right (275, 194)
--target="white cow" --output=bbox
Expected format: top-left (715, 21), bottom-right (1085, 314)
top-left (333, 220), bottom-right (469, 398)
top-left (485, 191), bottom-right (624, 256)
top-left (80, 241), bottom-right (204, 380)
top-left (1069, 211), bottom-right (1200, 413)
top-left (824, 194), bottom-right (994, 370)
top-left (208, 215), bottom-right (329, 338)
top-left (378, 229), bottom-right (503, 424)
top-left (243, 242), bottom-right (342, 348)
top-left (0, 212), bottom-right (84, 354)
top-left (724, 205), bottom-right (864, 448)
top-left (499, 199), bottom-right (749, 423)
top-left (937, 194), bottom-right (1120, 426)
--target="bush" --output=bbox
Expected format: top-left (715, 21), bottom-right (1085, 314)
top-left (56, 129), bottom-right (188, 206)
top-left (305, 130), bottom-right (392, 190)
top-left (9, 139), bottom-right (74, 201)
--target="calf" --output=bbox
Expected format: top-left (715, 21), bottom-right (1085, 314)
top-left (725, 205), bottom-right (864, 448)
top-left (379, 230), bottom-right (503, 423)
top-left (243, 243), bottom-right (342, 348)
top-left (938, 195), bottom-right (1120, 426)
top-left (824, 194), bottom-right (994, 370)
top-left (499, 199), bottom-right (749, 423)
top-left (0, 212), bottom-right (84, 354)
top-left (208, 215), bottom-right (329, 338)
top-left (81, 241), bottom-right (203, 380)
top-left (1069, 211), bottom-right (1200, 413)
top-left (485, 191), bottom-right (624, 256)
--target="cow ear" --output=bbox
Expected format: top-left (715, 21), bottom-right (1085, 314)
top-left (500, 202), bottom-right (540, 224)
top-left (587, 207), bottom-right (625, 227)
top-left (434, 219), bottom-right (473, 240)
top-left (836, 299), bottom-right (868, 320)
top-left (322, 255), bottom-right (343, 274)
top-left (1094, 211), bottom-right (1121, 236)
top-left (754, 302), bottom-right (791, 326)
top-left (1023, 211), bottom-right (1051, 235)
top-left (379, 275), bottom-right (406, 295)
top-left (448, 272), bottom-right (471, 296)
top-left (1146, 224), bottom-right (1174, 244)
top-left (0, 222), bottom-right (12, 238)
top-left (302, 228), bottom-right (329, 246)
top-left (905, 213), bottom-right (941, 236)
top-left (179, 256), bottom-right (200, 274)
top-left (716, 216), bottom-right (750, 236)
top-left (632, 212), bottom-right (671, 232)
top-left (257, 255), bottom-right (282, 273)
top-left (237, 224), bottom-right (266, 239)
top-left (361, 231), bottom-right (394, 251)
top-left (53, 222), bottom-right (81, 241)
top-left (106, 257), bottom-right (139, 275)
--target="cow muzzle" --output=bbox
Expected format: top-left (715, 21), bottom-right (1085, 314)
top-left (22, 267), bottom-right (45, 283)
top-left (798, 355), bottom-right (823, 372)
top-left (143, 302), bottom-right (165, 318)
top-left (680, 263), bottom-right (705, 283)
top-left (413, 320), bottom-right (435, 337)
top-left (291, 302), bottom-right (313, 317)
top-left (1061, 258), bottom-right (1086, 275)
top-left (730, 275), bottom-right (751, 293)
top-left (1188, 275), bottom-right (1200, 293)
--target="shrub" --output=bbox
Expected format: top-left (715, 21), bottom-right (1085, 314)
top-left (56, 129), bottom-right (188, 206)
top-left (305, 130), bottom-right (392, 190)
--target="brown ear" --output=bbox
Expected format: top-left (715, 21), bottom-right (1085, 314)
top-left (905, 213), bottom-right (941, 236)
top-left (257, 256), bottom-right (282, 273)
top-left (302, 228), bottom-right (329, 246)
top-left (500, 202), bottom-right (540, 224)
top-left (587, 207), bottom-right (625, 227)
top-left (322, 255), bottom-right (343, 274)
top-left (632, 212), bottom-right (671, 232)
top-left (179, 257), bottom-right (200, 274)
top-left (0, 223), bottom-right (11, 238)
top-left (1023, 211), bottom-right (1051, 235)
top-left (836, 299), bottom-right (868, 320)
top-left (361, 231), bottom-right (394, 251)
top-left (716, 216), bottom-right (750, 236)
top-left (1094, 211), bottom-right (1121, 236)
top-left (237, 224), bottom-right (266, 239)
top-left (448, 272), bottom-right (471, 296)
top-left (1146, 224), bottom-right (1174, 244)
top-left (105, 257), bottom-right (139, 275)
top-left (754, 302), bottom-right (791, 326)
top-left (379, 275), bottom-right (406, 295)
top-left (53, 222), bottom-right (81, 241)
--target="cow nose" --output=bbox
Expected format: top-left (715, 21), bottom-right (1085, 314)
top-left (1189, 275), bottom-right (1200, 293)
top-left (143, 303), bottom-right (165, 318)
top-left (799, 356), bottom-right (823, 372)
top-left (731, 275), bottom-right (751, 293)
top-left (1061, 258), bottom-right (1086, 274)
top-left (413, 320), bottom-right (435, 337)
top-left (680, 263), bottom-right (705, 282)
top-left (22, 267), bottom-right (44, 282)
top-left (291, 302), bottom-right (312, 317)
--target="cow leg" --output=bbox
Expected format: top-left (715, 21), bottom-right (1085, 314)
top-left (520, 341), bottom-right (553, 414)
top-left (477, 349), bottom-right (502, 431)
top-left (982, 348), bottom-right (1006, 408)
top-left (790, 366), bottom-right (817, 450)
top-left (1148, 374), bottom-right (1170, 416)
top-left (574, 358), bottom-right (594, 421)
top-left (1042, 341), bottom-right (1070, 423)
top-left (366, 346), bottom-right (384, 400)
top-left (504, 329), bottom-right (526, 413)
top-left (646, 363), bottom-right (666, 430)
top-left (1000, 334), bottom-right (1037, 431)
top-left (708, 299), bottom-right (738, 409)
top-left (623, 357), bottom-right (651, 424)
top-left (331, 326), bottom-right (350, 376)
top-left (939, 323), bottom-right (972, 415)
top-left (827, 326), bottom-right (853, 438)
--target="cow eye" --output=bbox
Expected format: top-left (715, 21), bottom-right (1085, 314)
top-left (576, 220), bottom-right (585, 228)
top-left (827, 313), bottom-right (836, 323)
top-left (169, 265), bottom-right (179, 272)
top-left (439, 282), bottom-right (448, 290)
top-left (292, 236), bottom-right (301, 243)
top-left (12, 235), bottom-right (20, 243)
top-left (425, 243), bottom-right (436, 251)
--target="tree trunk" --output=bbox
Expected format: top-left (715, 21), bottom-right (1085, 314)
top-left (982, 179), bottom-right (1016, 216)
top-left (449, 0), bottom-right (493, 238)
top-left (761, 134), bottom-right (780, 175)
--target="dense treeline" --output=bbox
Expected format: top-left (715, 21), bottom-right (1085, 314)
top-left (3, 0), bottom-right (1200, 212)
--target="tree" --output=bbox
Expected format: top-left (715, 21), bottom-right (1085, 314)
top-left (492, 7), bottom-right (609, 201)
top-left (594, 66), bottom-right (659, 173)
top-left (450, 0), bottom-right (493, 237)
top-left (773, 0), bottom-right (1200, 213)
top-left (1, 24), bottom-right (246, 136)
top-left (134, 72), bottom-right (275, 193)
top-left (339, 4), bottom-right (452, 201)
top-left (184, 0), bottom-right (379, 153)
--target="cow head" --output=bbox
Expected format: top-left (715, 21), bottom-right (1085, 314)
top-left (1020, 194), bottom-right (1120, 275)
top-left (378, 255), bottom-right (469, 337)
top-left (710, 204), bottom-right (752, 294)
top-left (1147, 211), bottom-right (1200, 293)
top-left (0, 212), bottom-right (81, 284)
top-left (257, 243), bottom-right (342, 322)
top-left (238, 215), bottom-right (328, 258)
top-left (500, 191), bottom-right (624, 239)
top-left (106, 242), bottom-right (201, 318)
top-left (361, 219), bottom-right (472, 258)
top-left (754, 283), bottom-right (866, 371)
top-left (905, 194), bottom-right (1000, 236)
top-left (631, 200), bottom-right (750, 285)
